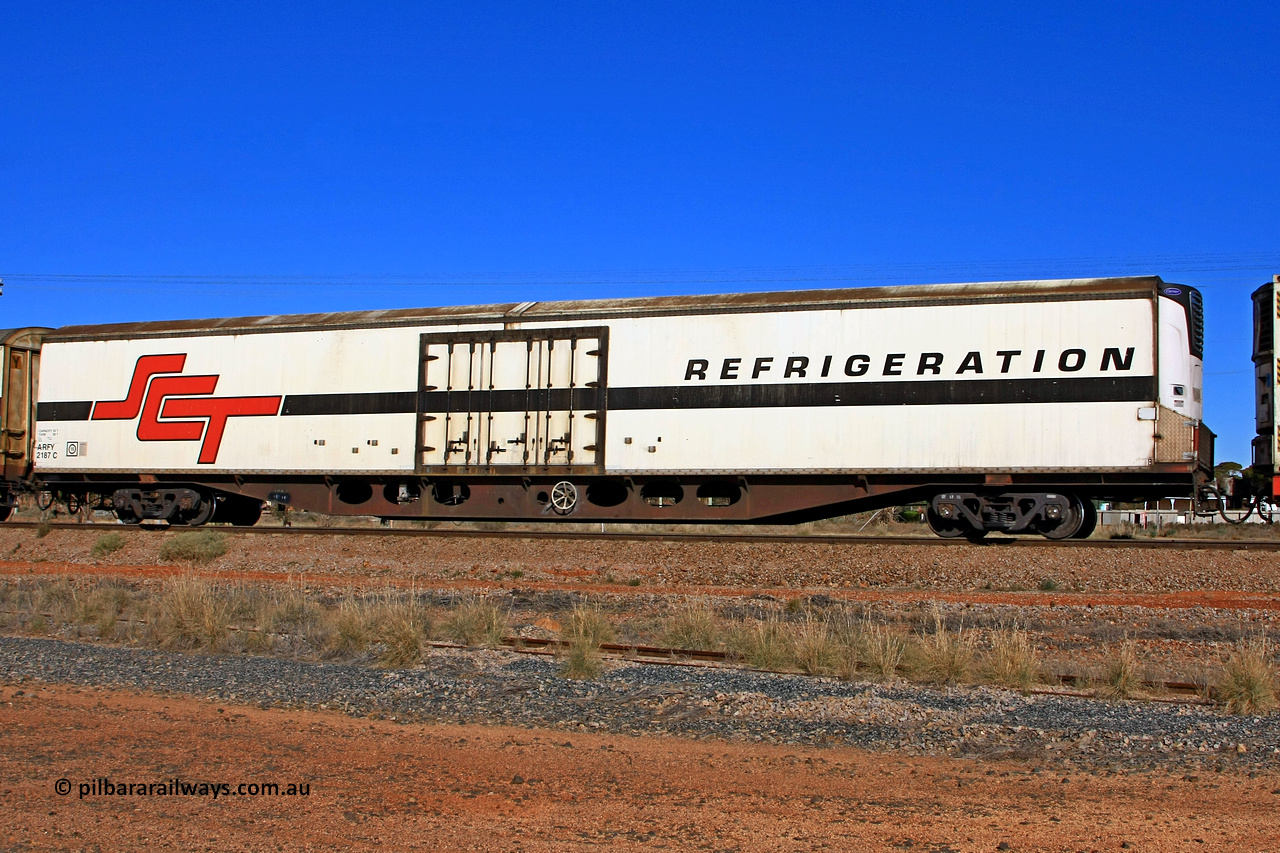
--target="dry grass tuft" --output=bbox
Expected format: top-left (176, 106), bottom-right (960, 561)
top-left (158, 531), bottom-right (228, 564)
top-left (442, 598), bottom-right (507, 647)
top-left (326, 598), bottom-right (375, 657)
top-left (1100, 639), bottom-right (1144, 699)
top-left (373, 600), bottom-right (429, 668)
top-left (908, 611), bottom-right (975, 685)
top-left (154, 576), bottom-right (233, 650)
top-left (789, 616), bottom-right (840, 676)
top-left (857, 622), bottom-right (907, 681)
top-left (661, 598), bottom-right (722, 651)
top-left (559, 604), bottom-right (614, 679)
top-left (982, 627), bottom-right (1041, 690)
top-left (246, 586), bottom-right (326, 654)
top-left (75, 584), bottom-right (132, 639)
top-left (1217, 638), bottom-right (1277, 715)
top-left (37, 580), bottom-right (77, 625)
top-left (564, 604), bottom-right (613, 647)
top-left (732, 615), bottom-right (790, 671)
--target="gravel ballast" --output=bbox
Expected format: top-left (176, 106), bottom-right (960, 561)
top-left (4, 635), bottom-right (1278, 773)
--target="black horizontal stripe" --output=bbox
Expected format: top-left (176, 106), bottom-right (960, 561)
top-left (36, 401), bottom-right (93, 421)
top-left (606, 375), bottom-right (1156, 410)
top-left (277, 375), bottom-right (1153, 417)
top-left (281, 391), bottom-right (417, 416)
top-left (420, 388), bottom-right (602, 414)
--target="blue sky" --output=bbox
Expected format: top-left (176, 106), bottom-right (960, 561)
top-left (1, 2), bottom-right (1277, 462)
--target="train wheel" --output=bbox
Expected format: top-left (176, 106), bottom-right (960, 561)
top-left (1071, 500), bottom-right (1098, 539)
top-left (228, 498), bottom-right (263, 526)
top-left (1038, 495), bottom-right (1085, 540)
top-left (35, 490), bottom-right (55, 512)
top-left (926, 507), bottom-right (968, 538)
top-left (0, 505), bottom-right (11, 523)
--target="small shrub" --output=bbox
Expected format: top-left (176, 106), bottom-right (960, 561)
top-left (908, 611), bottom-right (974, 685)
top-left (35, 521), bottom-right (51, 539)
top-left (662, 599), bottom-right (722, 651)
top-left (858, 622), bottom-right (907, 681)
top-left (1038, 578), bottom-right (1060, 592)
top-left (90, 533), bottom-right (127, 559)
top-left (1100, 640), bottom-right (1143, 699)
top-left (442, 599), bottom-right (507, 647)
top-left (982, 628), bottom-right (1040, 690)
top-left (1108, 521), bottom-right (1137, 540)
top-left (159, 531), bottom-right (228, 564)
top-left (1218, 638), bottom-right (1277, 715)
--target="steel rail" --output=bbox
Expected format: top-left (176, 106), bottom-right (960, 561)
top-left (3, 519), bottom-right (1279, 550)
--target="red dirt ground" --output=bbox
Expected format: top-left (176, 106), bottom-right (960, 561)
top-left (5, 558), bottom-right (1280, 613)
top-left (5, 682), bottom-right (1280, 852)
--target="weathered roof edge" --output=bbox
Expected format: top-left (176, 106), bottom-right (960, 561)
top-left (48, 276), bottom-right (1165, 341)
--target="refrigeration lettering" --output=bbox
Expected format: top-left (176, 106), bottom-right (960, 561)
top-left (956, 352), bottom-right (983, 374)
top-left (917, 353), bottom-right (943, 375)
top-left (683, 346), bottom-right (1138, 381)
top-left (996, 350), bottom-right (1021, 373)
top-left (1058, 349), bottom-right (1086, 372)
top-left (844, 355), bottom-right (870, 377)
top-left (1101, 347), bottom-right (1135, 371)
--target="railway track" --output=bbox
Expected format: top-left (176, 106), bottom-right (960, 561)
top-left (5, 519), bottom-right (1279, 550)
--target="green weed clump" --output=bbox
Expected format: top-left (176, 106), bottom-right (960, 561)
top-left (1217, 638), bottom-right (1277, 715)
top-left (90, 533), bottom-right (127, 559)
top-left (158, 531), bottom-right (228, 564)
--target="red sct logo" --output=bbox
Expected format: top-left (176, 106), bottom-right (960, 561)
top-left (92, 354), bottom-right (281, 464)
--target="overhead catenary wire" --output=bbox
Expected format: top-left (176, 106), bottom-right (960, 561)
top-left (3, 250), bottom-right (1278, 295)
